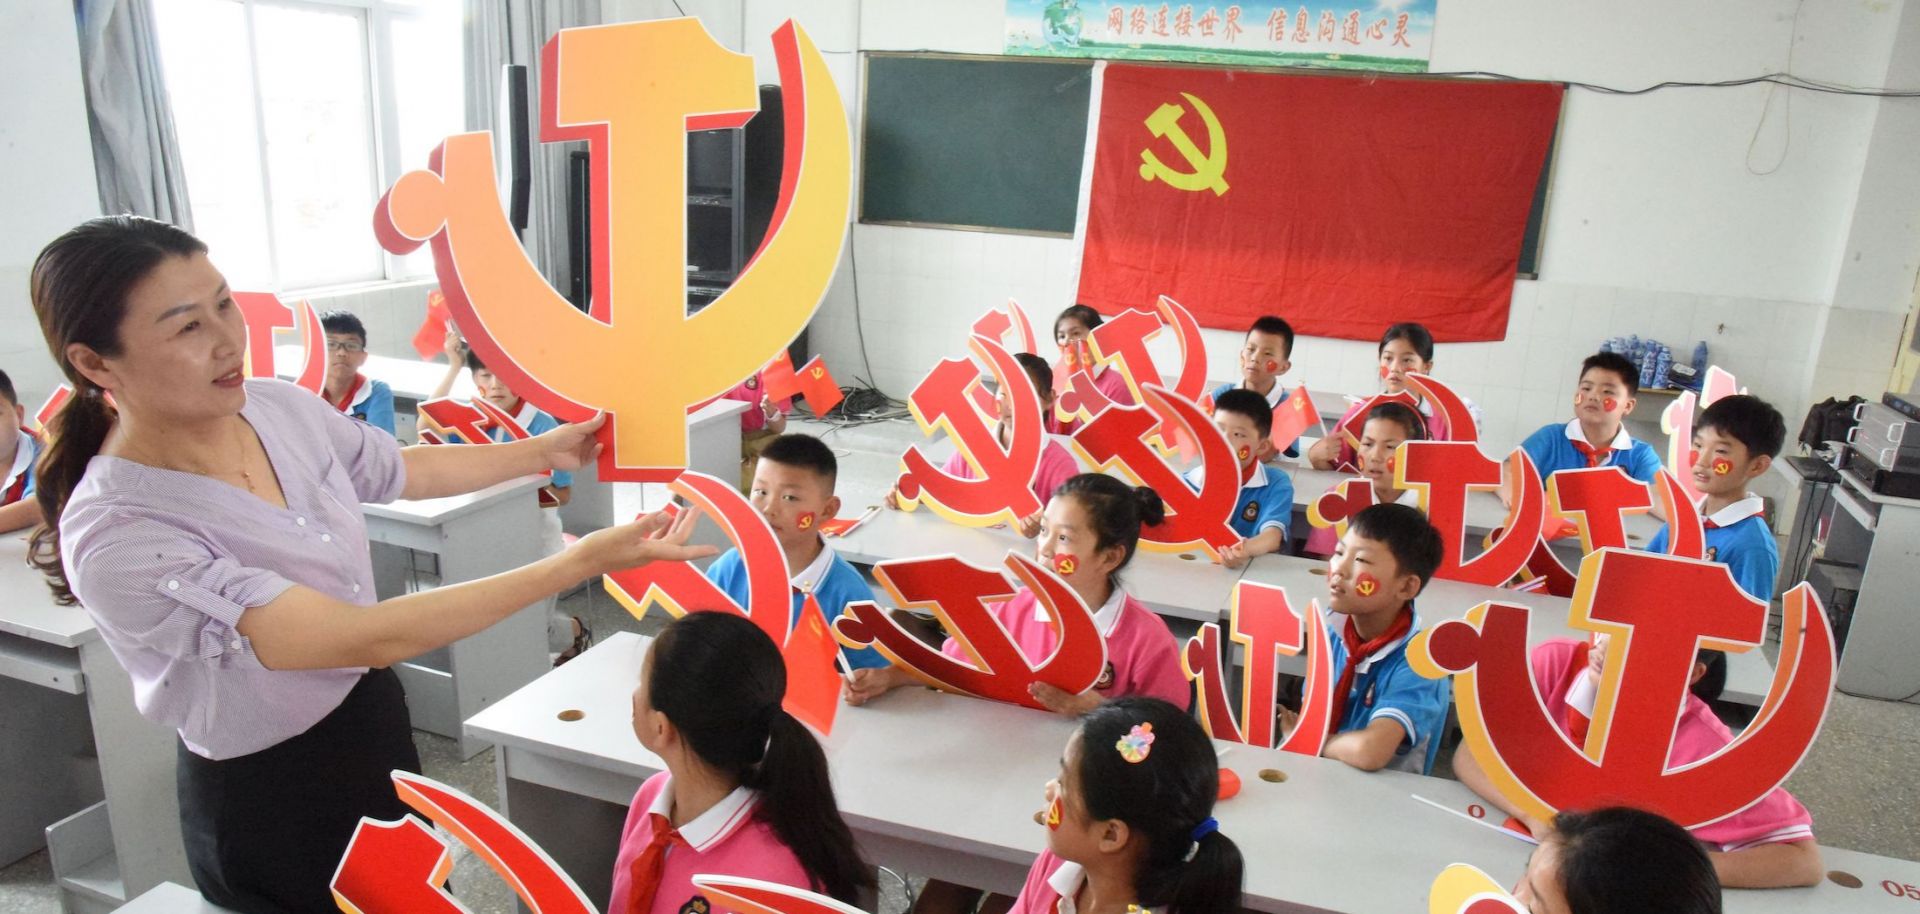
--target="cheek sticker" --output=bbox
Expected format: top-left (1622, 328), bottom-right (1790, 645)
top-left (796, 512), bottom-right (816, 531)
top-left (1603, 397), bottom-right (1618, 412)
top-left (1712, 458), bottom-right (1733, 476)
top-left (1263, 359), bottom-right (1280, 374)
top-left (1386, 455), bottom-right (1397, 474)
top-left (1045, 794), bottom-right (1063, 830)
top-left (1237, 444), bottom-right (1252, 462)
top-left (1052, 553), bottom-right (1079, 576)
top-left (1354, 572), bottom-right (1381, 597)
top-left (1379, 365), bottom-right (1392, 381)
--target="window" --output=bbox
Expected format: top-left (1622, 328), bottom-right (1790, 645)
top-left (155, 0), bottom-right (463, 292)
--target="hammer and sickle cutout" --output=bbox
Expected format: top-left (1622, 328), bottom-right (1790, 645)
top-left (1409, 548), bottom-right (1835, 830)
top-left (234, 291), bottom-right (327, 395)
top-left (1070, 384), bottom-right (1244, 559)
top-left (972, 299), bottom-right (1038, 356)
top-left (603, 470), bottom-right (792, 648)
top-left (1397, 441), bottom-right (1547, 587)
top-left (1426, 864), bottom-right (1527, 914)
top-left (896, 335), bottom-right (1048, 527)
top-left (1182, 580), bottom-right (1336, 756)
top-left (333, 774), bottom-right (870, 914)
top-left (373, 18), bottom-right (851, 483)
top-left (1516, 467), bottom-right (1705, 597)
top-left (832, 552), bottom-right (1109, 711)
top-left (1140, 92), bottom-right (1229, 196)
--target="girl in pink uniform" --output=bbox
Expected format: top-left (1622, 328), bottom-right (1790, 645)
top-left (1052, 305), bottom-right (1136, 435)
top-left (612, 612), bottom-right (872, 914)
top-left (847, 473), bottom-right (1190, 715)
top-left (1009, 698), bottom-right (1244, 914)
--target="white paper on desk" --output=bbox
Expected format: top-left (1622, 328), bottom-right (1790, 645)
top-left (1410, 794), bottom-right (1539, 845)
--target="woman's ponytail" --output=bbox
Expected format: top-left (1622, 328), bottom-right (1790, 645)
top-left (742, 710), bottom-right (873, 904)
top-left (29, 389), bottom-right (117, 604)
top-left (26, 215), bottom-right (206, 604)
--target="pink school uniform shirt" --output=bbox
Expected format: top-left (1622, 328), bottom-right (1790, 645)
top-left (719, 372), bottom-right (792, 433)
top-left (1057, 366), bottom-right (1137, 436)
top-left (1530, 639), bottom-right (1815, 851)
top-left (940, 586), bottom-right (1189, 709)
top-left (1328, 394), bottom-right (1467, 470)
top-left (609, 772), bottom-right (814, 914)
top-left (939, 437), bottom-right (1081, 507)
top-left (1008, 849), bottom-right (1169, 914)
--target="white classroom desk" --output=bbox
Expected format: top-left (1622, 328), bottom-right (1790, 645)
top-left (0, 535), bottom-right (189, 912)
top-left (275, 343), bottom-right (476, 403)
top-left (466, 632), bottom-right (1910, 914)
top-left (115, 882), bottom-right (234, 913)
top-left (829, 507), bottom-right (1241, 625)
top-left (1237, 554), bottom-right (1776, 709)
top-left (1816, 465), bottom-right (1920, 703)
top-left (363, 476), bottom-right (550, 758)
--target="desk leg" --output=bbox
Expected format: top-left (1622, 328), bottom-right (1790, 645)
top-left (81, 639), bottom-right (191, 897)
top-left (0, 674), bottom-right (95, 864)
top-left (433, 504), bottom-right (546, 758)
top-left (1837, 501), bottom-right (1920, 703)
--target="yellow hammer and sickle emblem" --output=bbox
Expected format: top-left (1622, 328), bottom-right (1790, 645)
top-left (1139, 92), bottom-right (1228, 196)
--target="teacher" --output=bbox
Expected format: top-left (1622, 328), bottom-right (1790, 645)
top-left (26, 215), bottom-right (715, 913)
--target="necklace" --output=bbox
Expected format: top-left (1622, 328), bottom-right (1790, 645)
top-left (123, 419), bottom-right (255, 492)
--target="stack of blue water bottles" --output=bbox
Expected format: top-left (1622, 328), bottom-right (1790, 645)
top-left (1599, 337), bottom-right (1709, 391)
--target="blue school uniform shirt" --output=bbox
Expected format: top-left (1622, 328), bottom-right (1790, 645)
top-left (3, 429), bottom-right (40, 504)
top-left (1645, 495), bottom-right (1777, 603)
top-left (336, 375), bottom-right (397, 437)
top-left (1520, 420), bottom-right (1663, 483)
top-left (477, 401), bottom-right (572, 489)
top-left (1209, 380), bottom-right (1299, 459)
top-left (1183, 461), bottom-right (1295, 543)
top-left (703, 542), bottom-right (887, 670)
top-left (1325, 606), bottom-right (1450, 774)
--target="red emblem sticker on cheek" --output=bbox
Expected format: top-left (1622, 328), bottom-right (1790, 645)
top-left (797, 512), bottom-right (816, 530)
top-left (1263, 359), bottom-right (1280, 374)
top-left (1603, 397), bottom-right (1618, 412)
top-left (1354, 572), bottom-right (1380, 597)
top-left (1045, 793), bottom-right (1063, 830)
top-left (1386, 455), bottom-right (1397, 474)
top-left (1379, 365), bottom-right (1391, 381)
top-left (1237, 444), bottom-right (1252, 462)
top-left (1052, 553), bottom-right (1079, 576)
top-left (1712, 458), bottom-right (1733, 476)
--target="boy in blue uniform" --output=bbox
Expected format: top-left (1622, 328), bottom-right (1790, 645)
top-left (318, 310), bottom-right (396, 436)
top-left (1519, 351), bottom-right (1663, 484)
top-left (1646, 395), bottom-right (1786, 603)
top-left (1186, 388), bottom-right (1294, 569)
top-left (0, 370), bottom-right (45, 534)
top-left (1282, 502), bottom-right (1449, 774)
top-left (1209, 316), bottom-right (1301, 458)
top-left (704, 434), bottom-right (885, 670)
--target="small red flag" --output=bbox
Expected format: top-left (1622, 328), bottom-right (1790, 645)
top-left (1269, 386), bottom-right (1320, 454)
top-left (413, 290), bottom-right (453, 359)
top-left (763, 353), bottom-right (845, 415)
top-left (781, 596), bottom-right (843, 736)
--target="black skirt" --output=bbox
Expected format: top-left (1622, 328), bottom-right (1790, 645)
top-left (176, 667), bottom-right (424, 914)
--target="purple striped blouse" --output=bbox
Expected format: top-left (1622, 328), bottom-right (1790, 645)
top-left (61, 379), bottom-right (407, 760)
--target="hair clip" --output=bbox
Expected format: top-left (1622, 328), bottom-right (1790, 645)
top-left (1115, 722), bottom-right (1155, 764)
top-left (1184, 816), bottom-right (1219, 862)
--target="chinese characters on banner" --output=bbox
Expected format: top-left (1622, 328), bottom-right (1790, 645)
top-left (1004, 1), bottom-right (1437, 73)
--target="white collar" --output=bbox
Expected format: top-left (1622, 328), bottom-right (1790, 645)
top-left (643, 775), bottom-right (759, 852)
top-left (1562, 419), bottom-right (1632, 452)
top-left (1187, 461), bottom-right (1270, 491)
top-left (1566, 668), bottom-right (1600, 718)
top-left (1035, 585), bottom-right (1127, 637)
top-left (1045, 860), bottom-right (1162, 914)
top-left (347, 374), bottom-right (375, 409)
top-left (3, 429), bottom-right (31, 490)
top-left (1702, 494), bottom-right (1765, 527)
top-left (790, 539), bottom-right (836, 594)
top-left (514, 400), bottom-right (541, 431)
top-left (1349, 611), bottom-right (1418, 675)
top-left (1394, 487), bottom-right (1420, 507)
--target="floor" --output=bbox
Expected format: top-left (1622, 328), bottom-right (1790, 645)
top-left (5, 415), bottom-right (1916, 912)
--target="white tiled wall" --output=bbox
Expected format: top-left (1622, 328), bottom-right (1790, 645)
top-left (300, 280), bottom-right (442, 361)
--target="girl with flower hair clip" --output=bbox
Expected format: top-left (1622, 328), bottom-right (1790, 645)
top-left (1010, 697), bottom-right (1245, 914)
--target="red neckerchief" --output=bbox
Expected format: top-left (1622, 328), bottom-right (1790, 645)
top-left (328, 374), bottom-right (367, 413)
top-left (1239, 458), bottom-right (1258, 485)
top-left (1328, 606), bottom-right (1414, 733)
top-left (1562, 641), bottom-right (1595, 748)
top-left (1570, 436), bottom-right (1611, 468)
top-left (2, 428), bottom-right (30, 505)
top-left (625, 812), bottom-right (687, 914)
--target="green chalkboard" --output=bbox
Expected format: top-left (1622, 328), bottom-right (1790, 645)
top-left (860, 53), bottom-right (1093, 237)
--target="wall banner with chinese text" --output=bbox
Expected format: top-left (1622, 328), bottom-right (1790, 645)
top-left (1005, 1), bottom-right (1437, 73)
top-left (1078, 64), bottom-right (1561, 342)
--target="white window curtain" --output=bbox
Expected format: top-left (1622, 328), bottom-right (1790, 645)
top-left (77, 0), bottom-right (193, 229)
top-left (463, 0), bottom-right (598, 292)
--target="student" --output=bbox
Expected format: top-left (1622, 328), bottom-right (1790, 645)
top-left (1518, 352), bottom-right (1662, 483)
top-left (612, 611), bottom-right (873, 914)
top-left (884, 352), bottom-right (1080, 538)
top-left (1280, 503), bottom-right (1448, 773)
top-left (1053, 304), bottom-right (1135, 434)
top-left (1645, 395), bottom-right (1786, 603)
top-left (1514, 807), bottom-right (1722, 914)
top-left (1008, 697), bottom-right (1244, 914)
top-left (706, 434), bottom-right (885, 670)
top-left (1308, 322), bottom-right (1484, 471)
top-left (29, 215), bottom-right (713, 912)
top-left (0, 370), bottom-right (46, 534)
top-left (1454, 634), bottom-right (1822, 889)
top-left (1209, 315), bottom-right (1301, 458)
top-left (845, 474), bottom-right (1189, 714)
top-left (716, 358), bottom-right (793, 493)
top-left (1303, 401), bottom-right (1425, 558)
top-left (433, 337), bottom-right (586, 662)
top-left (1189, 388), bottom-right (1294, 569)
top-left (317, 310), bottom-right (395, 436)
